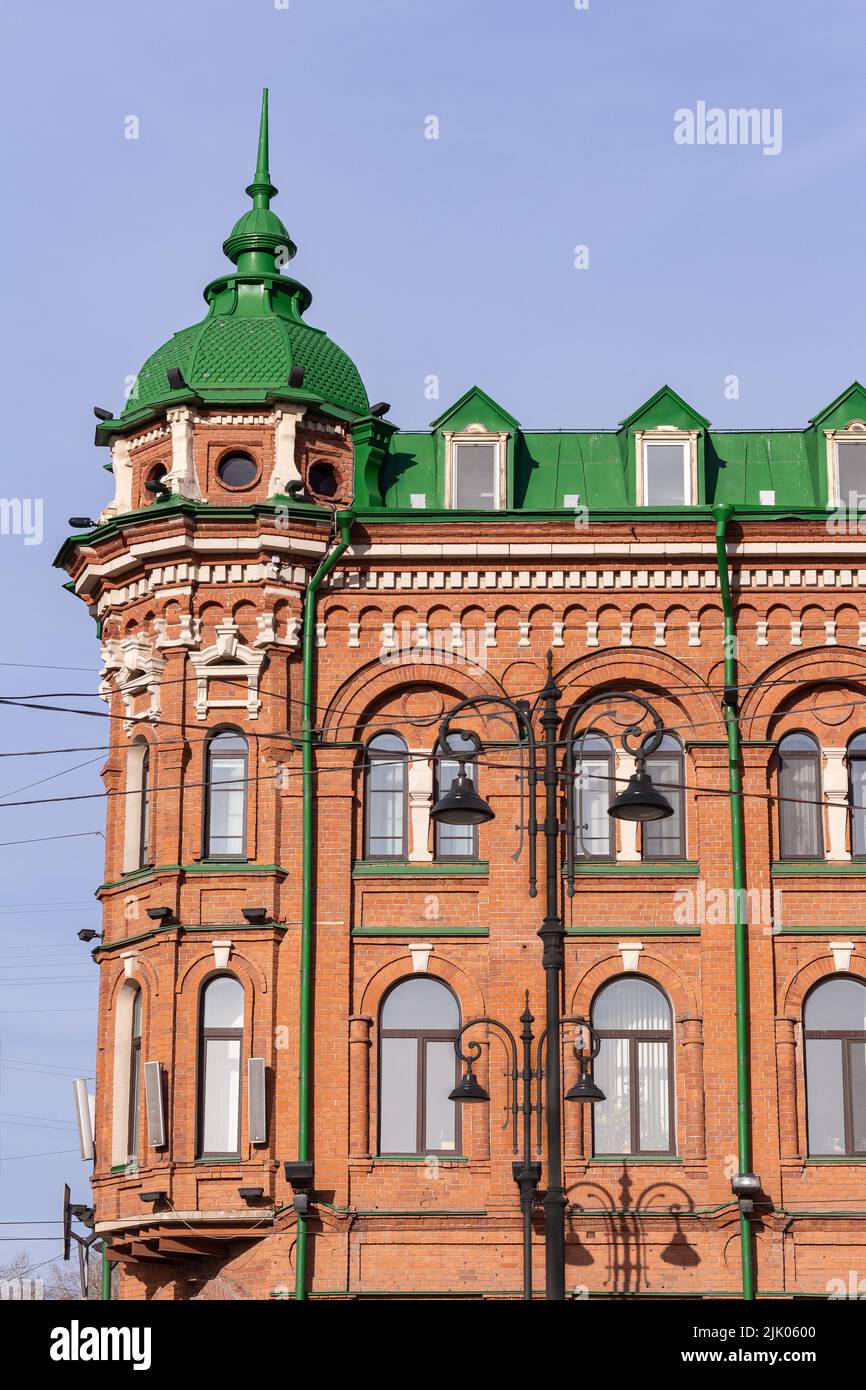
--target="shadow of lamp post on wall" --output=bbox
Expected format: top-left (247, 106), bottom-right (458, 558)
top-left (430, 651), bottom-right (674, 1302)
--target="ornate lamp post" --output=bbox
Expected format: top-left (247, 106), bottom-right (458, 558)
top-left (431, 652), bottom-right (673, 1301)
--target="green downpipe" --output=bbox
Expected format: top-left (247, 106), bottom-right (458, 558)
top-left (295, 509), bottom-right (354, 1301)
top-left (100, 1248), bottom-right (112, 1300)
top-left (713, 502), bottom-right (756, 1302)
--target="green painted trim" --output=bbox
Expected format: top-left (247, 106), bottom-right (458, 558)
top-left (803, 1157), bottom-right (866, 1165)
top-left (582, 1156), bottom-right (684, 1165)
top-left (567, 861), bottom-right (699, 877)
top-left (373, 1155), bottom-right (468, 1164)
top-left (95, 921), bottom-right (286, 953)
top-left (183, 861), bottom-right (289, 876)
top-left (352, 925), bottom-right (488, 938)
top-left (352, 860), bottom-right (489, 878)
top-left (776, 926), bottom-right (866, 936)
top-left (771, 861), bottom-right (866, 876)
top-left (194, 1156), bottom-right (242, 1165)
top-left (565, 924), bottom-right (700, 937)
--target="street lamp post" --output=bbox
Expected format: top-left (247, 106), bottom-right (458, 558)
top-left (450, 994), bottom-right (605, 1301)
top-left (431, 652), bottom-right (673, 1301)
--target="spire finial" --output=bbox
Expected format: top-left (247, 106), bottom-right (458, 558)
top-left (246, 88), bottom-right (277, 207)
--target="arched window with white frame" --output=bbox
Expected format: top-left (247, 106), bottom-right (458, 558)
top-left (197, 974), bottom-right (244, 1160)
top-left (204, 729), bottom-right (248, 860)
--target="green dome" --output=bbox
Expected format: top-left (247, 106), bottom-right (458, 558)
top-left (118, 91), bottom-right (368, 425)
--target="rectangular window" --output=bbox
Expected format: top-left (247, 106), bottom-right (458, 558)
top-left (453, 441), bottom-right (497, 510)
top-left (379, 1037), bottom-right (417, 1152)
top-left (593, 1037), bottom-right (631, 1154)
top-left (201, 1037), bottom-right (241, 1155)
top-left (574, 759), bottom-right (614, 858)
top-left (642, 753), bottom-right (685, 859)
top-left (424, 1040), bottom-right (457, 1151)
top-left (207, 752), bottom-right (246, 857)
top-left (435, 755), bottom-right (478, 859)
top-left (836, 440), bottom-right (866, 509)
top-left (643, 440), bottom-right (689, 506)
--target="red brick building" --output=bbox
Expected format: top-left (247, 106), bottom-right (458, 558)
top-left (57, 93), bottom-right (866, 1300)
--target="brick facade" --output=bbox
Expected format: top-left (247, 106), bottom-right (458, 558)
top-left (59, 413), bottom-right (866, 1297)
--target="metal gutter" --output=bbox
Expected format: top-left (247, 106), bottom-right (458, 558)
top-left (295, 509), bottom-right (355, 1301)
top-left (713, 503), bottom-right (755, 1302)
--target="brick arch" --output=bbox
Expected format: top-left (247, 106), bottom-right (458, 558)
top-left (740, 646), bottom-right (866, 739)
top-left (551, 646), bottom-right (720, 736)
top-left (357, 953), bottom-right (486, 1021)
top-left (320, 653), bottom-right (506, 742)
top-left (176, 947), bottom-right (267, 998)
top-left (105, 953), bottom-right (160, 1010)
top-left (569, 952), bottom-right (698, 1020)
top-left (779, 951), bottom-right (866, 1020)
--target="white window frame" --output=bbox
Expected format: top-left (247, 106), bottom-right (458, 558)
top-left (635, 428), bottom-right (698, 507)
top-left (825, 423), bottom-right (866, 507)
top-left (443, 424), bottom-right (508, 511)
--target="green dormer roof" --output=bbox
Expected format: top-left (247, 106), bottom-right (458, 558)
top-left (111, 90), bottom-right (367, 431)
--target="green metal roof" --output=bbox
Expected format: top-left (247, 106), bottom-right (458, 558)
top-left (114, 90), bottom-right (367, 429)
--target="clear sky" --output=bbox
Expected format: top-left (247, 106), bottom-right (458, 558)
top-left (1, 0), bottom-right (865, 1272)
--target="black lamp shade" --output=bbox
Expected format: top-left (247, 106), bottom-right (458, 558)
top-left (430, 770), bottom-right (494, 826)
top-left (565, 1072), bottom-right (606, 1104)
top-left (449, 1071), bottom-right (490, 1103)
top-left (608, 769), bottom-right (673, 823)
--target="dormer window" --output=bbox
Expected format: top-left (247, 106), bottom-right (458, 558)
top-left (635, 429), bottom-right (697, 506)
top-left (827, 425), bottom-right (866, 508)
top-left (444, 425), bottom-right (507, 510)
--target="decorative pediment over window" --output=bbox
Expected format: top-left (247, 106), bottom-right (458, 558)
top-left (189, 622), bottom-right (266, 721)
top-left (101, 636), bottom-right (167, 733)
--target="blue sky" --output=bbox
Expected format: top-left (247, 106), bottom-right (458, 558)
top-left (1, 0), bottom-right (865, 1270)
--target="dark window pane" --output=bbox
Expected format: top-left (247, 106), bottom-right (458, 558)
top-left (594, 1037), bottom-right (631, 1154)
top-left (379, 1037), bottom-right (417, 1151)
top-left (453, 442), bottom-right (496, 509)
top-left (129, 1043), bottom-right (141, 1159)
top-left (638, 1040), bottom-right (670, 1151)
top-left (436, 755), bottom-right (476, 857)
top-left (424, 1040), bottom-right (457, 1151)
top-left (806, 1038), bottom-right (846, 1155)
top-left (644, 443), bottom-right (687, 505)
top-left (366, 734), bottom-right (406, 857)
top-left (217, 452), bottom-right (258, 488)
top-left (382, 978), bottom-right (459, 1030)
top-left (131, 988), bottom-right (142, 1038)
top-left (837, 442), bottom-right (866, 509)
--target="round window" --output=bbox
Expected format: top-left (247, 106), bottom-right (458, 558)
top-left (308, 460), bottom-right (338, 498)
top-left (217, 452), bottom-right (258, 488)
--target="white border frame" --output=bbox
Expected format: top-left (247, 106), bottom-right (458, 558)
top-left (824, 422), bottom-right (866, 507)
top-left (635, 429), bottom-right (698, 507)
top-left (443, 425), bottom-right (508, 510)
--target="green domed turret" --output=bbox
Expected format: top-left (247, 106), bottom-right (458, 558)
top-left (116, 90), bottom-right (368, 427)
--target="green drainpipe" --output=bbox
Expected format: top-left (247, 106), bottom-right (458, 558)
top-left (295, 508), bottom-right (355, 1301)
top-left (100, 1248), bottom-right (112, 1300)
top-left (713, 503), bottom-right (756, 1302)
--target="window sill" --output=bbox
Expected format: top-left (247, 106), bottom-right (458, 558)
top-left (771, 861), bottom-right (866, 876)
top-left (567, 861), bottom-right (699, 877)
top-left (566, 924), bottom-right (700, 937)
top-left (580, 1155), bottom-right (683, 1165)
top-left (184, 861), bottom-right (289, 876)
top-left (352, 861), bottom-right (488, 878)
top-left (802, 1156), bottom-right (866, 1165)
top-left (352, 925), bottom-right (488, 938)
top-left (371, 1154), bottom-right (468, 1164)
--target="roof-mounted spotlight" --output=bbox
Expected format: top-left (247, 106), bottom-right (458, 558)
top-left (369, 401), bottom-right (391, 417)
top-left (68, 517), bottom-right (96, 530)
top-left (146, 907), bottom-right (175, 923)
top-left (77, 929), bottom-right (103, 943)
top-left (242, 907), bottom-right (269, 923)
top-left (283, 1160), bottom-right (314, 1216)
top-left (166, 367), bottom-right (187, 391)
top-left (93, 407), bottom-right (113, 422)
top-left (138, 1190), bottom-right (168, 1204)
top-left (288, 365), bottom-right (305, 388)
top-left (238, 1186), bottom-right (265, 1202)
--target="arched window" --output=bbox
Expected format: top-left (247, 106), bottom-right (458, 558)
top-left (778, 732), bottom-right (823, 860)
top-left (364, 733), bottom-right (407, 859)
top-left (642, 734), bottom-right (685, 860)
top-left (592, 977), bottom-right (674, 1156)
top-left (198, 974), bottom-right (244, 1159)
top-left (379, 977), bottom-right (460, 1155)
top-left (123, 740), bottom-right (152, 874)
top-left (128, 987), bottom-right (142, 1161)
top-left (848, 733), bottom-right (866, 857)
top-left (804, 976), bottom-right (866, 1156)
top-left (204, 730), bottom-right (248, 859)
top-left (574, 732), bottom-right (615, 859)
top-left (434, 731), bottom-right (479, 860)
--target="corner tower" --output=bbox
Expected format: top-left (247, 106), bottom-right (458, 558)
top-left (55, 91), bottom-right (368, 1294)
